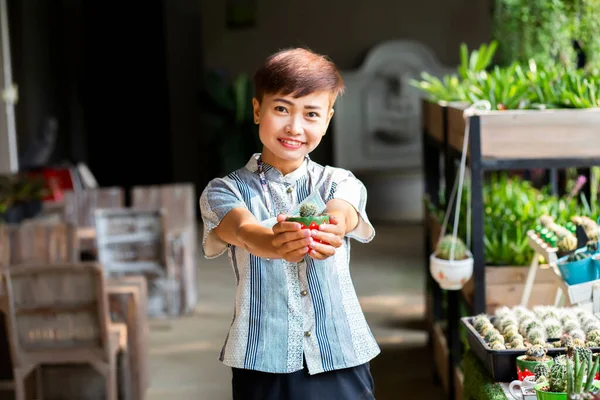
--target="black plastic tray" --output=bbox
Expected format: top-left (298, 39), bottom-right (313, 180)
top-left (461, 316), bottom-right (577, 382)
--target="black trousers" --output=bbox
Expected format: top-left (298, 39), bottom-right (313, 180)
top-left (231, 362), bottom-right (375, 400)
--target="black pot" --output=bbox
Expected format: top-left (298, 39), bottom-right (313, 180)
top-left (23, 199), bottom-right (42, 219)
top-left (1, 203), bottom-right (25, 224)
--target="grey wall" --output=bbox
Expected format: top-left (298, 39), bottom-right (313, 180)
top-left (201, 0), bottom-right (492, 74)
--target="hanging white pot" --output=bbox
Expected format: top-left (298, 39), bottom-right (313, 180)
top-left (429, 251), bottom-right (474, 290)
top-left (428, 101), bottom-right (490, 291)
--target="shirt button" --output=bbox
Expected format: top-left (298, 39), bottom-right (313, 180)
top-left (301, 290), bottom-right (308, 296)
top-left (286, 187), bottom-right (293, 193)
top-left (304, 331), bottom-right (311, 337)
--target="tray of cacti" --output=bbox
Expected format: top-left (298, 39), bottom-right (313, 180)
top-left (287, 202), bottom-right (329, 244)
top-left (429, 234), bottom-right (473, 290)
top-left (461, 305), bottom-right (600, 382)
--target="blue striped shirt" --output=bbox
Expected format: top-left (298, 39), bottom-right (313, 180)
top-left (200, 154), bottom-right (380, 375)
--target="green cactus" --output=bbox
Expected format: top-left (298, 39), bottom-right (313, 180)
top-left (526, 344), bottom-right (547, 360)
top-left (299, 202), bottom-right (318, 217)
top-left (528, 328), bottom-right (546, 343)
top-left (561, 334), bottom-right (575, 348)
top-left (570, 329), bottom-right (585, 341)
top-left (435, 235), bottom-right (467, 260)
top-left (549, 356), bottom-right (570, 393)
top-left (484, 330), bottom-right (503, 344)
top-left (510, 337), bottom-right (525, 349)
top-left (502, 324), bottom-right (518, 336)
top-left (564, 320), bottom-right (581, 334)
top-left (534, 363), bottom-right (550, 381)
top-left (544, 319), bottom-right (562, 339)
top-left (504, 330), bottom-right (520, 343)
top-left (500, 317), bottom-right (518, 333)
top-left (473, 315), bottom-right (489, 333)
top-left (490, 341), bottom-right (505, 350)
top-left (587, 330), bottom-right (600, 343)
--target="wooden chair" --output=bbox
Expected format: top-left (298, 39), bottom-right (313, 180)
top-left (131, 184), bottom-right (198, 314)
top-left (107, 276), bottom-right (149, 400)
top-left (0, 220), bottom-right (79, 266)
top-left (0, 263), bottom-right (127, 400)
top-left (63, 187), bottom-right (124, 251)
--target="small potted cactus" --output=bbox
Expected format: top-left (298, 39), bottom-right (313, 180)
top-left (534, 351), bottom-right (600, 399)
top-left (516, 345), bottom-right (554, 380)
top-left (287, 202), bottom-right (329, 243)
top-left (429, 234), bottom-right (473, 290)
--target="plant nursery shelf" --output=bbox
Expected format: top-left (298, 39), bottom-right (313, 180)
top-left (421, 99), bottom-right (600, 399)
top-left (446, 104), bottom-right (600, 161)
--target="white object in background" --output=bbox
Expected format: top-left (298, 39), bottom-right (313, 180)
top-left (332, 40), bottom-right (454, 171)
top-left (0, 0), bottom-right (18, 174)
top-left (77, 162), bottom-right (99, 189)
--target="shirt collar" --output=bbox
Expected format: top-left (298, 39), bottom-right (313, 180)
top-left (245, 153), bottom-right (310, 184)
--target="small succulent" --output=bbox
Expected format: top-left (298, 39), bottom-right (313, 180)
top-left (480, 323), bottom-right (494, 337)
top-left (299, 202), bottom-right (318, 217)
top-left (573, 338), bottom-right (586, 347)
top-left (563, 320), bottom-right (580, 334)
top-left (574, 345), bottom-right (592, 362)
top-left (474, 317), bottom-right (489, 333)
top-left (585, 321), bottom-right (600, 334)
top-left (561, 334), bottom-right (574, 348)
top-left (562, 314), bottom-right (578, 326)
top-left (494, 306), bottom-right (512, 319)
top-left (587, 330), bottom-right (600, 343)
top-left (544, 319), bottom-right (562, 339)
top-left (527, 327), bottom-right (546, 343)
top-left (526, 344), bottom-right (547, 360)
top-left (570, 329), bottom-right (586, 341)
top-left (500, 316), bottom-right (518, 331)
top-left (511, 337), bottom-right (525, 349)
top-left (549, 355), bottom-right (570, 393)
top-left (553, 341), bottom-right (564, 348)
top-left (435, 235), bottom-right (468, 260)
top-left (504, 330), bottom-right (520, 342)
top-left (485, 331), bottom-right (504, 344)
top-left (534, 363), bottom-right (550, 381)
top-left (491, 341), bottom-right (506, 350)
top-left (586, 341), bottom-right (598, 348)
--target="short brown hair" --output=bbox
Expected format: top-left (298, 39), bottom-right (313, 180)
top-left (253, 47), bottom-right (345, 105)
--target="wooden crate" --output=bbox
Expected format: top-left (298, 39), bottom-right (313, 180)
top-left (447, 104), bottom-right (600, 159)
top-left (422, 100), bottom-right (445, 143)
top-left (462, 265), bottom-right (559, 314)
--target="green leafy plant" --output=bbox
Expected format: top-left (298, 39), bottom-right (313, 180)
top-left (431, 173), bottom-right (599, 266)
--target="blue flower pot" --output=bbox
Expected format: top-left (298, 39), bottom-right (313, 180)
top-left (557, 248), bottom-right (597, 285)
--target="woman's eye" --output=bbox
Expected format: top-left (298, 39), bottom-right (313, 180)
top-left (307, 112), bottom-right (319, 118)
top-left (275, 106), bottom-right (287, 113)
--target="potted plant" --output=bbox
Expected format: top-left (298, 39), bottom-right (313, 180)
top-left (516, 345), bottom-right (554, 379)
top-left (287, 203), bottom-right (329, 244)
top-left (535, 350), bottom-right (600, 399)
top-left (429, 234), bottom-right (473, 290)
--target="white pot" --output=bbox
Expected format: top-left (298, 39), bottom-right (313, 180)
top-left (429, 251), bottom-right (474, 290)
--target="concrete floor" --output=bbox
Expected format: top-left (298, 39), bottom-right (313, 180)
top-left (146, 224), bottom-right (445, 399)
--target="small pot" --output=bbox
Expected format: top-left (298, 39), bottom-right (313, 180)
top-left (516, 355), bottom-right (553, 379)
top-left (429, 250), bottom-right (473, 290)
top-left (287, 215), bottom-right (329, 243)
top-left (534, 381), bottom-right (600, 399)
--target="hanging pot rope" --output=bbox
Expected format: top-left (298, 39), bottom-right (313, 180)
top-left (436, 100), bottom-right (491, 262)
